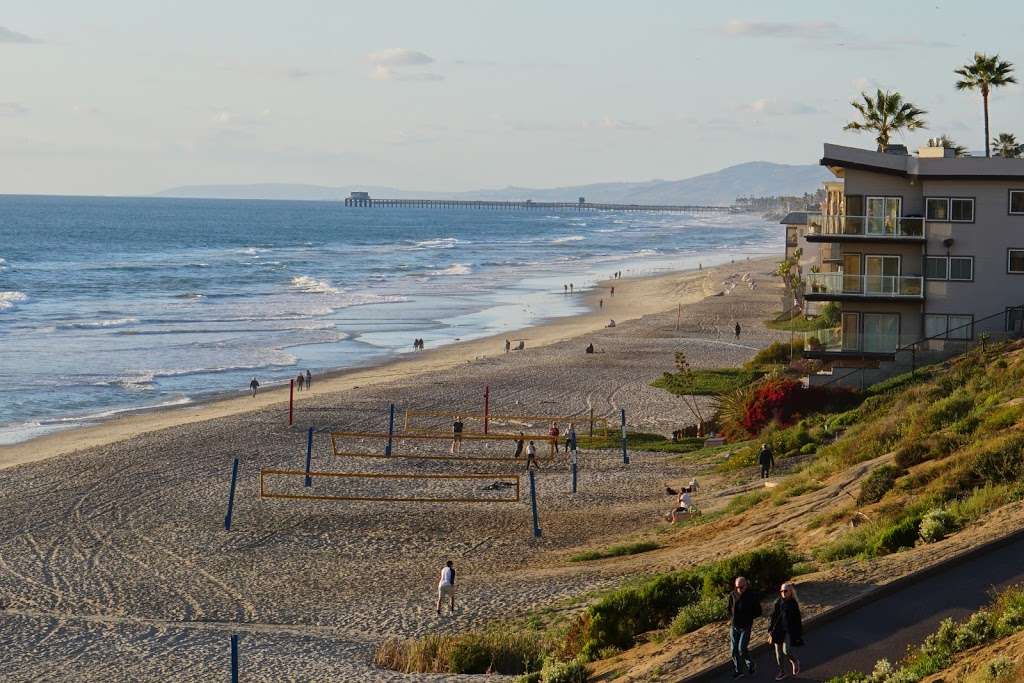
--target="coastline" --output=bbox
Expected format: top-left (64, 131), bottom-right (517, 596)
top-left (0, 256), bottom-right (775, 470)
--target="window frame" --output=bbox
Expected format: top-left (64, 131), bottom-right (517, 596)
top-left (1009, 249), bottom-right (1024, 274)
top-left (948, 197), bottom-right (975, 223)
top-left (925, 197), bottom-right (950, 221)
top-left (925, 313), bottom-right (975, 340)
top-left (925, 256), bottom-right (949, 280)
top-left (948, 256), bottom-right (974, 281)
top-left (1009, 190), bottom-right (1024, 215)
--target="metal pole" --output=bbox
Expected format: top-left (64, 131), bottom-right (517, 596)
top-left (288, 379), bottom-right (294, 426)
top-left (620, 408), bottom-right (629, 464)
top-left (484, 385), bottom-right (490, 435)
top-left (571, 461), bottom-right (577, 494)
top-left (230, 634), bottom-right (239, 683)
top-left (529, 469), bottom-right (542, 537)
top-left (304, 427), bottom-right (314, 487)
top-left (224, 458), bottom-right (239, 531)
top-left (385, 404), bottom-right (395, 456)
top-left (589, 406), bottom-right (594, 440)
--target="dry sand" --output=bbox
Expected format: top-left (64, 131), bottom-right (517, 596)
top-left (0, 258), bottom-right (788, 682)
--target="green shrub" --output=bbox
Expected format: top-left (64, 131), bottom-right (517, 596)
top-left (724, 490), bottom-right (770, 515)
top-left (870, 514), bottom-right (922, 555)
top-left (923, 389), bottom-right (974, 431)
top-left (515, 673), bottom-right (542, 683)
top-left (918, 508), bottom-right (956, 543)
top-left (993, 585), bottom-right (1024, 636)
top-left (539, 657), bottom-right (587, 683)
top-left (948, 483), bottom-right (1024, 527)
top-left (652, 368), bottom-right (762, 396)
top-left (745, 342), bottom-right (801, 369)
top-left (667, 595), bottom-right (727, 636)
top-left (857, 465), bottom-right (906, 505)
top-left (448, 631), bottom-right (545, 674)
top-left (570, 541), bottom-right (661, 562)
top-left (800, 442), bottom-right (817, 454)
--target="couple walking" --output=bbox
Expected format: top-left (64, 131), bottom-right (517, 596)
top-left (729, 577), bottom-right (804, 680)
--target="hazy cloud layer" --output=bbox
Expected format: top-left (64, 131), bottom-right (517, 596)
top-left (742, 98), bottom-right (819, 116)
top-left (0, 102), bottom-right (29, 116)
top-left (722, 18), bottom-right (954, 50)
top-left (0, 26), bottom-right (40, 43)
top-left (366, 48), bottom-right (434, 67)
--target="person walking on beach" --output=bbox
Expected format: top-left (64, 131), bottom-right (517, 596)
top-left (565, 423), bottom-right (577, 455)
top-left (296, 372), bottom-right (304, 392)
top-left (526, 440), bottom-right (540, 470)
top-left (599, 298), bottom-right (603, 309)
top-left (563, 284), bottom-right (568, 294)
top-left (734, 322), bottom-right (742, 340)
top-left (768, 583), bottom-right (803, 679)
top-left (610, 286), bottom-right (615, 297)
top-left (436, 560), bottom-right (456, 614)
top-left (569, 283), bottom-right (574, 293)
top-left (249, 377), bottom-right (259, 397)
top-left (514, 432), bottom-right (525, 458)
top-left (548, 422), bottom-right (560, 455)
top-left (305, 369), bottom-right (312, 390)
top-left (759, 443), bottom-right (775, 479)
top-left (450, 416), bottom-right (464, 454)
top-left (505, 338), bottom-right (511, 353)
top-left (728, 576), bottom-right (762, 678)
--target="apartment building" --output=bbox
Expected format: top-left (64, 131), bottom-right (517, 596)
top-left (780, 180), bottom-right (845, 315)
top-left (800, 143), bottom-right (1024, 384)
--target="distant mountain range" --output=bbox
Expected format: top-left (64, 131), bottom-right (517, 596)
top-left (155, 161), bottom-right (831, 206)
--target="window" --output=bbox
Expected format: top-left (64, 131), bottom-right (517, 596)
top-left (926, 198), bottom-right (949, 221)
top-left (862, 313), bottom-right (899, 352)
top-left (950, 198), bottom-right (974, 222)
top-left (949, 257), bottom-right (974, 281)
top-left (1010, 249), bottom-right (1024, 273)
top-left (1010, 190), bottom-right (1024, 215)
top-left (1008, 306), bottom-right (1024, 333)
top-left (926, 257), bottom-right (948, 280)
top-left (926, 314), bottom-right (974, 340)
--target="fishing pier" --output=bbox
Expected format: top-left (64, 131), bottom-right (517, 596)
top-left (344, 192), bottom-right (736, 213)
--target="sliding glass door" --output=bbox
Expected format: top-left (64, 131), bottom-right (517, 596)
top-left (863, 313), bottom-right (900, 352)
top-left (866, 196), bottom-right (900, 235)
top-left (864, 255), bottom-right (900, 295)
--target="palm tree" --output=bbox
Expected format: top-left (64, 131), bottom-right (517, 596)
top-left (954, 53), bottom-right (1017, 157)
top-left (992, 132), bottom-right (1023, 158)
top-left (844, 89), bottom-right (927, 151)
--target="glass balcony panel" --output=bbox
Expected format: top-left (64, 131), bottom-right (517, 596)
top-left (804, 214), bottom-right (924, 239)
top-left (805, 273), bottom-right (923, 298)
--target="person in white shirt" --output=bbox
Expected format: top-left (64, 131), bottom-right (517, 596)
top-left (436, 560), bottom-right (456, 614)
top-left (664, 480), bottom-right (698, 522)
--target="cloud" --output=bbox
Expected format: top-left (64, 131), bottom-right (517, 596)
top-left (0, 26), bottom-right (40, 43)
top-left (722, 19), bottom-right (844, 39)
top-left (366, 48), bottom-right (434, 67)
top-left (371, 65), bottom-right (444, 82)
top-left (0, 102), bottom-right (29, 116)
top-left (741, 98), bottom-right (819, 116)
top-left (210, 108), bottom-right (272, 127)
top-left (584, 116), bottom-right (651, 131)
top-left (214, 62), bottom-right (325, 80)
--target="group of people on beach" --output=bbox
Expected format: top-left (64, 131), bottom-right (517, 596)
top-left (450, 418), bottom-right (578, 470)
top-left (412, 338), bottom-right (425, 350)
top-left (504, 338), bottom-right (525, 352)
top-left (247, 370), bottom-right (312, 397)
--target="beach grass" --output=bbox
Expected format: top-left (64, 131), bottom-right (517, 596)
top-left (569, 541), bottom-right (661, 563)
top-left (651, 368), bottom-right (762, 396)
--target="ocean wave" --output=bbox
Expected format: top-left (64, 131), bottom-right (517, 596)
top-left (0, 257), bottom-right (7, 271)
top-left (407, 237), bottom-right (462, 250)
top-left (291, 275), bottom-right (340, 294)
top-left (0, 291), bottom-right (28, 311)
top-left (551, 235), bottom-right (585, 244)
top-left (57, 317), bottom-right (139, 330)
top-left (174, 292), bottom-right (206, 300)
top-left (433, 263), bottom-right (473, 275)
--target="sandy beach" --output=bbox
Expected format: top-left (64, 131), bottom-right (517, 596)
top-left (0, 257), bottom-right (787, 681)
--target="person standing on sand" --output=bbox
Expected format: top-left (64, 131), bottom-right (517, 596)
top-left (296, 373), bottom-right (304, 392)
top-left (548, 422), bottom-right (560, 455)
top-left (450, 416), bottom-right (464, 454)
top-left (610, 286), bottom-right (615, 297)
top-left (569, 283), bottom-right (574, 293)
top-left (759, 443), bottom-right (775, 479)
top-left (505, 338), bottom-right (511, 353)
top-left (728, 576), bottom-right (762, 678)
top-left (514, 432), bottom-right (525, 458)
top-left (526, 441), bottom-right (540, 470)
top-left (305, 369), bottom-right (312, 390)
top-left (735, 322), bottom-right (742, 340)
top-left (249, 377), bottom-right (259, 397)
top-left (599, 298), bottom-right (603, 309)
top-left (768, 583), bottom-right (803, 680)
top-left (564, 284), bottom-right (568, 294)
top-left (436, 560), bottom-right (456, 614)
top-left (566, 423), bottom-right (577, 455)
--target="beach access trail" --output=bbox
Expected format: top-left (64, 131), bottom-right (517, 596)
top-left (0, 259), bottom-right (786, 681)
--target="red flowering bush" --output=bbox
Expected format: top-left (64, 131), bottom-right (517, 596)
top-left (734, 378), bottom-right (856, 436)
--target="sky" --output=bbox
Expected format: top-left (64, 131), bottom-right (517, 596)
top-left (2, 0), bottom-right (1024, 195)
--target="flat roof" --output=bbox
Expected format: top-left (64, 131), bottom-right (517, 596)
top-left (821, 143), bottom-right (1024, 180)
top-left (780, 211), bottom-right (813, 225)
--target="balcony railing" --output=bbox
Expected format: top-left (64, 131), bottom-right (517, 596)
top-left (805, 272), bottom-right (924, 298)
top-left (806, 214), bottom-right (924, 239)
top-left (803, 328), bottom-right (905, 354)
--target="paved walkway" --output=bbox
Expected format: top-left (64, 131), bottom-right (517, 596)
top-left (704, 534), bottom-right (1024, 682)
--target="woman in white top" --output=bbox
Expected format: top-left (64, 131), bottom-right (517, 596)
top-left (436, 560), bottom-right (455, 614)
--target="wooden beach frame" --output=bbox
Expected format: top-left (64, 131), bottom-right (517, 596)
top-left (259, 469), bottom-right (521, 503)
top-left (402, 410), bottom-right (613, 438)
top-left (330, 430), bottom-right (558, 463)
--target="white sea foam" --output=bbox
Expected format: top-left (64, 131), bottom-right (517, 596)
top-left (434, 263), bottom-right (473, 275)
top-left (291, 275), bottom-right (340, 294)
top-left (58, 317), bottom-right (139, 330)
top-left (551, 235), bottom-right (585, 244)
top-left (0, 291), bottom-right (27, 310)
top-left (411, 237), bottom-right (459, 249)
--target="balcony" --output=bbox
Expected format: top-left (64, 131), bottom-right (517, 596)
top-left (804, 272), bottom-right (924, 301)
top-left (805, 214), bottom-right (925, 242)
top-left (802, 328), bottom-right (901, 360)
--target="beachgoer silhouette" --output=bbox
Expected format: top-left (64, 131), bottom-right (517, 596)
top-left (734, 322), bottom-right (742, 340)
top-left (585, 343), bottom-right (595, 354)
top-left (505, 338), bottom-right (511, 353)
top-left (305, 369), bottom-right (311, 389)
top-left (296, 373), bottom-right (304, 391)
top-left (569, 283), bottom-right (574, 293)
top-left (610, 286), bottom-right (615, 296)
top-left (249, 377), bottom-right (259, 397)
top-left (599, 299), bottom-right (603, 308)
top-left (564, 284), bottom-right (568, 294)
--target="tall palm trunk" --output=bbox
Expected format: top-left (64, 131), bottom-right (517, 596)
top-left (983, 86), bottom-right (990, 157)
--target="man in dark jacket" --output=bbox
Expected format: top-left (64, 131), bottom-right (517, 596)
top-left (758, 443), bottom-right (775, 479)
top-left (727, 576), bottom-right (762, 677)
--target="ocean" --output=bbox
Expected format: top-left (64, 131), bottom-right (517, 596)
top-left (0, 195), bottom-right (781, 444)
